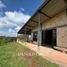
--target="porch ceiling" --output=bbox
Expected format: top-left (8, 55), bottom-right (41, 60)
top-left (18, 0), bottom-right (67, 34)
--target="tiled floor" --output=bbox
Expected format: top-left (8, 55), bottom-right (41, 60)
top-left (18, 41), bottom-right (67, 67)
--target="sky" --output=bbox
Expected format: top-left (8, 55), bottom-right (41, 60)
top-left (0, 0), bottom-right (45, 37)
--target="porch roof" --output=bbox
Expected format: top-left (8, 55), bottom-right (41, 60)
top-left (18, 0), bottom-right (67, 34)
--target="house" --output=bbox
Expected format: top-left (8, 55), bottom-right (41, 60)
top-left (18, 0), bottom-right (67, 50)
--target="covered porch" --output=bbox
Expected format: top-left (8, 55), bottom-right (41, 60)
top-left (18, 0), bottom-right (67, 48)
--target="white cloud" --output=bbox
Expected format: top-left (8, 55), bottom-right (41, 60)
top-left (0, 29), bottom-right (17, 37)
top-left (0, 1), bottom-right (6, 8)
top-left (15, 26), bottom-right (21, 32)
top-left (0, 11), bottom-right (30, 28)
top-left (8, 28), bottom-right (15, 33)
top-left (20, 8), bottom-right (25, 11)
top-left (0, 16), bottom-right (17, 28)
top-left (0, 11), bottom-right (30, 36)
top-left (5, 11), bottom-right (30, 25)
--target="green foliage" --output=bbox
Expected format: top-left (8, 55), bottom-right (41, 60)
top-left (17, 34), bottom-right (30, 42)
top-left (0, 36), bottom-right (17, 46)
top-left (17, 34), bottom-right (26, 42)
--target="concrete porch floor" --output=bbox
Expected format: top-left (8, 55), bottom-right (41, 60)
top-left (18, 41), bottom-right (67, 67)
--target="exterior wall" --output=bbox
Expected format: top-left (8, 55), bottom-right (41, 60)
top-left (57, 26), bottom-right (67, 48)
top-left (57, 9), bottom-right (67, 48)
top-left (32, 10), bottom-right (67, 48)
top-left (32, 10), bottom-right (66, 31)
top-left (42, 10), bottom-right (67, 30)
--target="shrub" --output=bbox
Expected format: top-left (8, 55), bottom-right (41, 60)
top-left (0, 36), bottom-right (17, 46)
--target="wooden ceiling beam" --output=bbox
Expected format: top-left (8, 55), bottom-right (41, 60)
top-left (26, 25), bottom-right (35, 28)
top-left (31, 19), bottom-right (38, 23)
top-left (39, 10), bottom-right (51, 18)
top-left (64, 0), bottom-right (67, 4)
top-left (40, 0), bottom-right (51, 10)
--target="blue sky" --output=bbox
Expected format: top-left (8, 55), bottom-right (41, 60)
top-left (0, 0), bottom-right (45, 37)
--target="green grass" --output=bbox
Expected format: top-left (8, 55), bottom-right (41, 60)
top-left (0, 42), bottom-right (59, 67)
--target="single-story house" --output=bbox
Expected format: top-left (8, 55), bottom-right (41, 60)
top-left (18, 0), bottom-right (67, 49)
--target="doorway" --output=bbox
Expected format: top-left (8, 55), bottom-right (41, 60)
top-left (42, 29), bottom-right (56, 47)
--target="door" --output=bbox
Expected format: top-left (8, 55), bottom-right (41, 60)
top-left (42, 29), bottom-right (56, 47)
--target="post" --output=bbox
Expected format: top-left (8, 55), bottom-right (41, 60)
top-left (37, 13), bottom-right (42, 46)
top-left (24, 28), bottom-right (27, 45)
top-left (31, 32), bottom-right (33, 43)
top-left (17, 33), bottom-right (18, 42)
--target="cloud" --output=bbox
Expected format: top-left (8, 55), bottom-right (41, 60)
top-left (0, 16), bottom-right (17, 28)
top-left (0, 30), bottom-right (17, 37)
top-left (5, 11), bottom-right (30, 25)
top-left (8, 28), bottom-right (15, 33)
top-left (15, 26), bottom-right (21, 32)
top-left (0, 1), bottom-right (6, 8)
top-left (20, 8), bottom-right (25, 11)
top-left (0, 28), bottom-right (17, 37)
top-left (0, 11), bottom-right (30, 36)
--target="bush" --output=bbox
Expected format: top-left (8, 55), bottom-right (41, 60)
top-left (0, 36), bottom-right (17, 46)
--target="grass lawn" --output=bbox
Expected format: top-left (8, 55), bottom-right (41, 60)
top-left (0, 42), bottom-right (59, 67)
